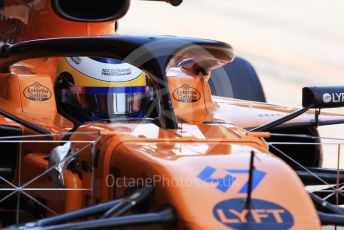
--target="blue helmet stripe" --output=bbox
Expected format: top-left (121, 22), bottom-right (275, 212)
top-left (84, 86), bottom-right (146, 94)
top-left (89, 57), bottom-right (123, 64)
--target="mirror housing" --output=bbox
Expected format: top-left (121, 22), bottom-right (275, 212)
top-left (51, 0), bottom-right (130, 22)
top-left (147, 0), bottom-right (183, 6)
top-left (302, 86), bottom-right (344, 108)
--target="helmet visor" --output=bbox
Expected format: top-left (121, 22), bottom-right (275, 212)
top-left (68, 86), bottom-right (146, 116)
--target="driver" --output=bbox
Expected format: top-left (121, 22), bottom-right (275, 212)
top-left (55, 56), bottom-right (148, 123)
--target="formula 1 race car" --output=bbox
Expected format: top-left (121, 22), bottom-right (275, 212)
top-left (1, 1), bottom-right (344, 229)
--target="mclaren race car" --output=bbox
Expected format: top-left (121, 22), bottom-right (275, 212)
top-left (1, 0), bottom-right (344, 229)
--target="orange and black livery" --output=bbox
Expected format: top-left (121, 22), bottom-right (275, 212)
top-left (0, 1), bottom-right (344, 229)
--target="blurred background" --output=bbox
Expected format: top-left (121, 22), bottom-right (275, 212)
top-left (120, 0), bottom-right (344, 168)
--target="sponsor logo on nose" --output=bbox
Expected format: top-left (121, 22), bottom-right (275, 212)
top-left (197, 166), bottom-right (266, 193)
top-left (213, 198), bottom-right (294, 229)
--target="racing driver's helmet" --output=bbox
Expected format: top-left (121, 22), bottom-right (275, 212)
top-left (55, 57), bottom-right (148, 123)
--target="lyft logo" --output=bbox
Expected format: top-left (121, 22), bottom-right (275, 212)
top-left (213, 198), bottom-right (294, 229)
top-left (197, 166), bottom-right (266, 193)
top-left (323, 92), bottom-right (344, 103)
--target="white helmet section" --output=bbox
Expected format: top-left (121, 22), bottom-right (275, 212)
top-left (65, 57), bottom-right (143, 83)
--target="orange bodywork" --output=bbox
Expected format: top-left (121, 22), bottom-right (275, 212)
top-left (1, 0), bottom-right (341, 229)
top-left (0, 65), bottom-right (328, 228)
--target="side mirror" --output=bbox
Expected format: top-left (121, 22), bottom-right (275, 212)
top-left (302, 86), bottom-right (344, 108)
top-left (51, 0), bottom-right (182, 22)
top-left (51, 0), bottom-right (130, 22)
top-left (145, 0), bottom-right (183, 6)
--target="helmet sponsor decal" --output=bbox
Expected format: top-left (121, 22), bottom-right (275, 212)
top-left (66, 57), bottom-right (143, 83)
top-left (23, 82), bottom-right (52, 101)
top-left (197, 166), bottom-right (266, 193)
top-left (173, 84), bottom-right (201, 103)
top-left (213, 198), bottom-right (294, 229)
top-left (69, 57), bottom-right (82, 65)
top-left (101, 68), bottom-right (131, 77)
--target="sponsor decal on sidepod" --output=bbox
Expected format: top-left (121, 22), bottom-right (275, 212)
top-left (24, 82), bottom-right (52, 101)
top-left (173, 84), bottom-right (201, 103)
